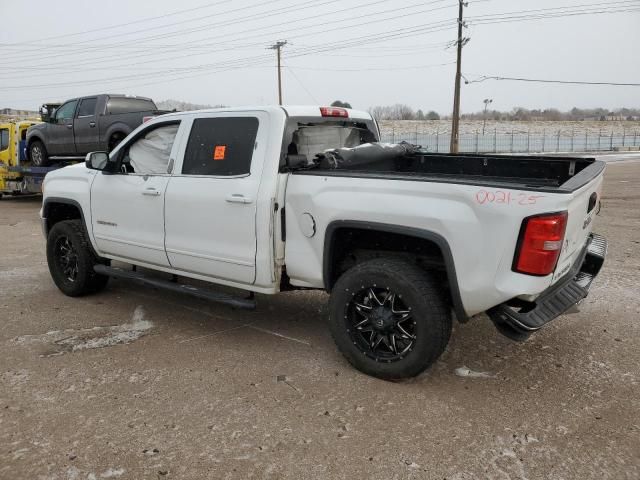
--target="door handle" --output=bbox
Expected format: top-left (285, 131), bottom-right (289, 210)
top-left (66, 124), bottom-right (73, 129)
top-left (225, 193), bottom-right (253, 204)
top-left (142, 188), bottom-right (161, 197)
top-left (89, 121), bottom-right (96, 128)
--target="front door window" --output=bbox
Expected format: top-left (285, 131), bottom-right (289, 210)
top-left (54, 100), bottom-right (78, 124)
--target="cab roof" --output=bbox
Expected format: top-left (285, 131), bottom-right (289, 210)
top-left (154, 105), bottom-right (373, 122)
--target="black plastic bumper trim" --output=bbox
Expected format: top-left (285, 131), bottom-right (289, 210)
top-left (488, 233), bottom-right (606, 335)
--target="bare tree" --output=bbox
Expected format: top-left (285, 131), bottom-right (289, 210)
top-left (426, 111), bottom-right (440, 120)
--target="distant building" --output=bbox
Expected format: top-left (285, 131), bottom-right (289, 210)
top-left (0, 108), bottom-right (38, 117)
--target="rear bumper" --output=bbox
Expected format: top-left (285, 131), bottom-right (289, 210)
top-left (488, 233), bottom-right (607, 338)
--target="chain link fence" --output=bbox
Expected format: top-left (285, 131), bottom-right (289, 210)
top-left (379, 129), bottom-right (640, 153)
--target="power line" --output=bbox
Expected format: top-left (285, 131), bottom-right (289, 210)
top-left (0, 43), bottom-right (268, 80)
top-left (0, 54), bottom-right (274, 90)
top-left (285, 61), bottom-right (455, 72)
top-left (1, 0), bottom-right (236, 45)
top-left (3, 2), bottom-right (634, 64)
top-left (0, 3), bottom-right (461, 97)
top-left (468, 8), bottom-right (640, 26)
top-left (2, 1), bottom-right (636, 108)
top-left (3, 0), bottom-right (383, 68)
top-left (0, 63), bottom-right (277, 107)
top-left (0, 0), bottom-right (329, 63)
top-left (465, 75), bottom-right (640, 87)
top-left (470, 8), bottom-right (640, 24)
top-left (1, 39), bottom-right (451, 53)
top-left (266, 21), bottom-right (456, 62)
top-left (466, 2), bottom-right (640, 25)
top-left (0, 19), bottom-right (457, 97)
top-left (289, 49), bottom-right (452, 59)
top-left (283, 65), bottom-right (320, 104)
top-left (8, 0), bottom-right (445, 70)
top-left (291, 40), bottom-right (453, 52)
top-left (467, 0), bottom-right (638, 19)
top-left (2, 7), bottom-right (457, 84)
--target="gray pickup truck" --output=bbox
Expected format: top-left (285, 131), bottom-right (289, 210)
top-left (27, 94), bottom-right (167, 166)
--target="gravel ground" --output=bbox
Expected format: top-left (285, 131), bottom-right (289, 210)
top-left (1, 157), bottom-right (639, 479)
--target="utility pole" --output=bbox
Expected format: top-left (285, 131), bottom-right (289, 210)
top-left (269, 40), bottom-right (287, 105)
top-left (482, 98), bottom-right (493, 135)
top-left (449, 0), bottom-right (467, 153)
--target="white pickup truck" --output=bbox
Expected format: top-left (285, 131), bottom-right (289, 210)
top-left (41, 106), bottom-right (607, 379)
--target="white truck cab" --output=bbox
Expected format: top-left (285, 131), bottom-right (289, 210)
top-left (41, 105), bottom-right (607, 379)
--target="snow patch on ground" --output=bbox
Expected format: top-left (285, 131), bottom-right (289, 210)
top-left (454, 366), bottom-right (495, 378)
top-left (100, 468), bottom-right (125, 478)
top-left (11, 306), bottom-right (153, 356)
top-left (448, 433), bottom-right (541, 480)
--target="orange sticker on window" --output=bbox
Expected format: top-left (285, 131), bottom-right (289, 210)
top-left (213, 145), bottom-right (226, 160)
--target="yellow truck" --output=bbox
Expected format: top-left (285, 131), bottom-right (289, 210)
top-left (0, 114), bottom-right (72, 197)
top-left (0, 120), bottom-right (39, 196)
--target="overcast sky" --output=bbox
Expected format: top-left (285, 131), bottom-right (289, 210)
top-left (1, 0), bottom-right (638, 113)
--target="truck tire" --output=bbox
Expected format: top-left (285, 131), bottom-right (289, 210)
top-left (29, 140), bottom-right (49, 167)
top-left (108, 132), bottom-right (125, 152)
top-left (46, 219), bottom-right (109, 297)
top-left (328, 258), bottom-right (452, 380)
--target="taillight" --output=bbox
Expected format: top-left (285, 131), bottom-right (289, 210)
top-left (513, 212), bottom-right (568, 276)
top-left (320, 106), bottom-right (349, 118)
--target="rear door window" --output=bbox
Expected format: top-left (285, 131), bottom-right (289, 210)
top-left (181, 117), bottom-right (259, 176)
top-left (294, 125), bottom-right (374, 158)
top-left (106, 97), bottom-right (156, 114)
top-left (76, 97), bottom-right (97, 117)
top-left (284, 118), bottom-right (378, 162)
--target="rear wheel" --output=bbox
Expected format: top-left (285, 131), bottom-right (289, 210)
top-left (29, 140), bottom-right (49, 167)
top-left (329, 258), bottom-right (451, 379)
top-left (108, 132), bottom-right (125, 152)
top-left (47, 219), bottom-right (109, 296)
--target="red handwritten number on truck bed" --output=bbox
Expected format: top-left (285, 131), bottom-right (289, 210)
top-left (475, 190), bottom-right (544, 206)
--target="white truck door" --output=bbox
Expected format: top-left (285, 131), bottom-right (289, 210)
top-left (90, 121), bottom-right (182, 267)
top-left (164, 113), bottom-right (267, 284)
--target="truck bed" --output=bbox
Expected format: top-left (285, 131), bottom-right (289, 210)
top-left (297, 151), bottom-right (605, 193)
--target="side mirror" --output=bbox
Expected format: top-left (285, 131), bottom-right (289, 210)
top-left (85, 151), bottom-right (110, 171)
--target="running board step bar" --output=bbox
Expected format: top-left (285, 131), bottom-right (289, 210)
top-left (94, 265), bottom-right (256, 310)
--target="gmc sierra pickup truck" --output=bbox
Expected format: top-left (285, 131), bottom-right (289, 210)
top-left (27, 94), bottom-right (166, 167)
top-left (40, 106), bottom-right (607, 379)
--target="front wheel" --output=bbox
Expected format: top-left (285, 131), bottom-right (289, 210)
top-left (29, 140), bottom-right (49, 167)
top-left (328, 258), bottom-right (452, 380)
top-left (46, 219), bottom-right (109, 296)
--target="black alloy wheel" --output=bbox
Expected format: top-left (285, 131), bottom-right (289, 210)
top-left (46, 219), bottom-right (109, 296)
top-left (346, 286), bottom-right (416, 362)
top-left (328, 258), bottom-right (452, 379)
top-left (54, 236), bottom-right (79, 282)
